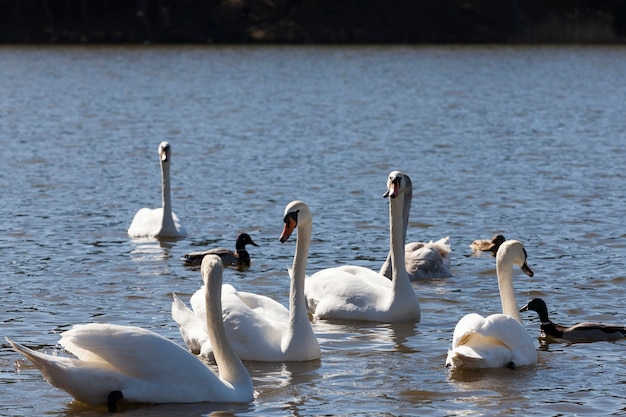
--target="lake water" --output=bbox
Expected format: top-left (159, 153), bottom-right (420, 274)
top-left (1, 45), bottom-right (625, 416)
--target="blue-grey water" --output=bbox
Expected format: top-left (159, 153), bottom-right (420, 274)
top-left (1, 45), bottom-right (625, 416)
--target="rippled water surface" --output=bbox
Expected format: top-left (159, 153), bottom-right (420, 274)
top-left (1, 45), bottom-right (625, 416)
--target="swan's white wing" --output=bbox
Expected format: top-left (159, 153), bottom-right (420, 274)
top-left (185, 284), bottom-right (292, 361)
top-left (8, 324), bottom-right (240, 405)
top-left (405, 237), bottom-right (452, 280)
top-left (306, 265), bottom-right (402, 322)
top-left (381, 237), bottom-right (452, 281)
top-left (446, 313), bottom-right (537, 369)
top-left (128, 208), bottom-right (163, 238)
top-left (170, 212), bottom-right (187, 237)
top-left (128, 209), bottom-right (186, 238)
top-left (172, 294), bottom-right (208, 355)
top-left (6, 336), bottom-right (127, 406)
top-left (60, 324), bottom-right (212, 380)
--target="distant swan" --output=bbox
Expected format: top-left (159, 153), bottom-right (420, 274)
top-left (470, 234), bottom-right (506, 256)
top-left (6, 255), bottom-right (253, 412)
top-left (183, 233), bottom-right (259, 268)
top-left (520, 298), bottom-right (626, 342)
top-left (128, 141), bottom-right (187, 238)
top-left (173, 215), bottom-right (320, 362)
top-left (303, 171), bottom-right (421, 323)
top-left (379, 173), bottom-right (451, 280)
top-left (446, 240), bottom-right (537, 370)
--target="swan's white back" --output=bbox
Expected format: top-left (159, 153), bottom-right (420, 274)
top-left (304, 172), bottom-right (420, 323)
top-left (7, 256), bottom-right (253, 407)
top-left (128, 141), bottom-right (186, 238)
top-left (446, 240), bottom-right (537, 370)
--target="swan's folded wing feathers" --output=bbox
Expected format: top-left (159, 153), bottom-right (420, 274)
top-left (59, 324), bottom-right (212, 380)
top-left (171, 294), bottom-right (208, 355)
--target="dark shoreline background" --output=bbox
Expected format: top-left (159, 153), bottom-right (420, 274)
top-left (2, 0), bottom-right (626, 44)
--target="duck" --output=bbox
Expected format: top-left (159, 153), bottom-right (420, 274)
top-left (182, 233), bottom-right (259, 267)
top-left (302, 171), bottom-right (420, 323)
top-left (172, 208), bottom-right (320, 362)
top-left (379, 173), bottom-right (451, 280)
top-left (520, 298), bottom-right (626, 342)
top-left (128, 141), bottom-right (187, 238)
top-left (445, 240), bottom-right (537, 370)
top-left (6, 255), bottom-right (253, 412)
top-left (470, 234), bottom-right (506, 256)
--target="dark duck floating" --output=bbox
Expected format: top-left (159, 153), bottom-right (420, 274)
top-left (520, 298), bottom-right (626, 342)
top-left (183, 233), bottom-right (259, 267)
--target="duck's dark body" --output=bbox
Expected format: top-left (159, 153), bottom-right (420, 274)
top-left (183, 233), bottom-right (258, 267)
top-left (521, 298), bottom-right (626, 342)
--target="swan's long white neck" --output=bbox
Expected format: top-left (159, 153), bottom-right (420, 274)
top-left (496, 256), bottom-right (523, 324)
top-left (160, 160), bottom-right (176, 232)
top-left (285, 220), bottom-right (312, 348)
top-left (389, 192), bottom-right (412, 295)
top-left (204, 263), bottom-right (251, 389)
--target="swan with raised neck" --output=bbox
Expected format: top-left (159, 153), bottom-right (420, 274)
top-left (128, 141), bottom-right (186, 238)
top-left (302, 171), bottom-right (420, 322)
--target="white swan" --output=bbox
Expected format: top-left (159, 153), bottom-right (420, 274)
top-left (379, 173), bottom-right (451, 280)
top-left (6, 255), bottom-right (253, 411)
top-left (128, 141), bottom-right (187, 238)
top-left (302, 171), bottom-right (420, 323)
top-left (445, 240), bottom-right (537, 370)
top-left (172, 210), bottom-right (320, 362)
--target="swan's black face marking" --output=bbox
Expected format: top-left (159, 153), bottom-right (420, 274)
top-left (160, 143), bottom-right (171, 163)
top-left (521, 247), bottom-right (534, 277)
top-left (383, 175), bottom-right (403, 199)
top-left (284, 210), bottom-right (299, 225)
top-left (279, 210), bottom-right (299, 243)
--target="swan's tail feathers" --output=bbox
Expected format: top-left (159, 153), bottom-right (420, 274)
top-left (5, 336), bottom-right (77, 388)
top-left (445, 346), bottom-right (484, 369)
top-left (6, 337), bottom-right (44, 364)
top-left (429, 236), bottom-right (452, 257)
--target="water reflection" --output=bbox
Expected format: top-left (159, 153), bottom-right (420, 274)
top-left (62, 399), bottom-right (255, 417)
top-left (445, 365), bottom-right (538, 414)
top-left (129, 237), bottom-right (179, 261)
top-left (312, 320), bottom-right (418, 353)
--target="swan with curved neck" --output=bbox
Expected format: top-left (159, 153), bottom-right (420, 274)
top-left (6, 255), bottom-right (253, 411)
top-left (128, 141), bottom-right (187, 238)
top-left (379, 173), bottom-right (451, 280)
top-left (302, 171), bottom-right (420, 323)
top-left (445, 239), bottom-right (537, 370)
top-left (172, 210), bottom-right (320, 361)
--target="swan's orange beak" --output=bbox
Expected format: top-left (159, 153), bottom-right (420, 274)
top-left (280, 215), bottom-right (297, 243)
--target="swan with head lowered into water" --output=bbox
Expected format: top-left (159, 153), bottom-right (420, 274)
top-left (128, 141), bottom-right (187, 238)
top-left (172, 209), bottom-right (320, 362)
top-left (445, 239), bottom-right (537, 370)
top-left (379, 172), bottom-right (451, 281)
top-left (299, 171), bottom-right (420, 323)
top-left (6, 255), bottom-right (253, 412)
